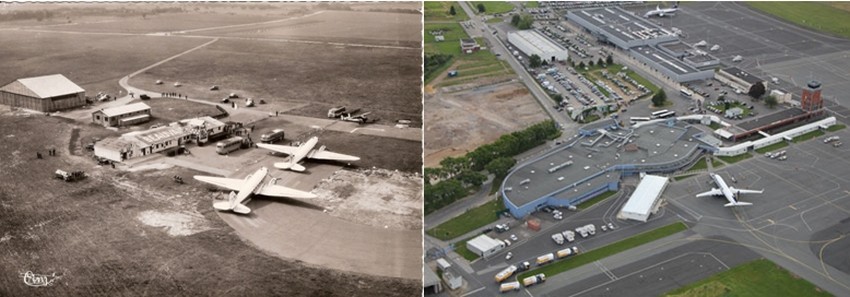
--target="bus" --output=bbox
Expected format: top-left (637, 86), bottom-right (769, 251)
top-left (656, 110), bottom-right (676, 119)
top-left (680, 89), bottom-right (694, 97)
top-left (651, 109), bottom-right (670, 119)
top-left (629, 117), bottom-right (651, 125)
top-left (216, 136), bottom-right (244, 155)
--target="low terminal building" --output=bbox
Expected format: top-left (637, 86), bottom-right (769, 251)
top-left (466, 234), bottom-right (505, 258)
top-left (618, 174), bottom-right (669, 222)
top-left (460, 38), bottom-right (480, 53)
top-left (0, 74), bottom-right (86, 112)
top-left (716, 67), bottom-right (765, 93)
top-left (507, 30), bottom-right (570, 62)
top-left (92, 102), bottom-right (151, 127)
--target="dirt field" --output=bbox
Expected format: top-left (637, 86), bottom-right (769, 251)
top-left (424, 82), bottom-right (547, 167)
top-left (312, 169), bottom-right (422, 231)
top-left (129, 37), bottom-right (422, 128)
top-left (0, 109), bottom-right (418, 296)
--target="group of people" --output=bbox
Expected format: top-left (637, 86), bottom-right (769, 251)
top-left (162, 92), bottom-right (188, 99)
top-left (36, 148), bottom-right (58, 159)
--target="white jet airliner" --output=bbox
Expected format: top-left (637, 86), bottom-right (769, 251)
top-left (695, 173), bottom-right (763, 207)
top-left (194, 167), bottom-right (317, 214)
top-left (256, 137), bottom-right (360, 172)
top-left (644, 3), bottom-right (678, 18)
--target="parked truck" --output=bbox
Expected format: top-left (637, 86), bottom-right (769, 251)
top-left (562, 230), bottom-right (576, 242)
top-left (522, 273), bottom-right (546, 287)
top-left (556, 246), bottom-right (579, 259)
top-left (551, 233), bottom-right (564, 245)
top-left (500, 281), bottom-right (521, 293)
top-left (494, 265), bottom-right (518, 283)
top-left (536, 253), bottom-right (555, 266)
top-left (516, 261), bottom-right (531, 272)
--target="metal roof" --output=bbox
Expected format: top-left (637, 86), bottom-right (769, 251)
top-left (621, 174), bottom-right (668, 216)
top-left (467, 234), bottom-right (503, 252)
top-left (98, 102), bottom-right (151, 117)
top-left (508, 30), bottom-right (567, 55)
top-left (0, 74), bottom-right (84, 99)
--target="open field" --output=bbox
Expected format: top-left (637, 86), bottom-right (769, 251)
top-left (665, 259), bottom-right (832, 297)
top-left (827, 124), bottom-right (846, 132)
top-left (517, 222), bottom-right (689, 280)
top-left (793, 129), bottom-right (825, 143)
top-left (0, 30), bottom-right (207, 101)
top-left (424, 1), bottom-right (470, 22)
top-left (426, 199), bottom-right (504, 241)
top-left (686, 157), bottom-right (709, 172)
top-left (129, 38), bottom-right (422, 127)
top-left (424, 82), bottom-right (546, 167)
top-left (477, 2), bottom-right (516, 15)
top-left (754, 141), bottom-right (789, 154)
top-left (454, 236), bottom-right (481, 261)
top-left (0, 111), bottom-right (418, 296)
top-left (424, 23), bottom-right (512, 88)
top-left (747, 2), bottom-right (850, 40)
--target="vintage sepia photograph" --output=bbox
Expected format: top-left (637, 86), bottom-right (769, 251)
top-left (0, 1), bottom-right (422, 296)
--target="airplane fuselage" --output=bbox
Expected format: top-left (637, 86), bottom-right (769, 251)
top-left (293, 137), bottom-right (319, 164)
top-left (710, 173), bottom-right (737, 204)
top-left (237, 167), bottom-right (269, 204)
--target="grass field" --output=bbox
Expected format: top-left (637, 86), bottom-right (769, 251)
top-left (486, 17), bottom-right (504, 24)
top-left (708, 122), bottom-right (722, 130)
top-left (425, 1), bottom-right (469, 21)
top-left (792, 130), bottom-right (825, 143)
top-left (707, 101), bottom-right (752, 117)
top-left (424, 22), bottom-right (512, 87)
top-left (426, 199), bottom-right (505, 241)
top-left (687, 157), bottom-right (708, 172)
top-left (674, 174), bottom-right (696, 181)
top-left (755, 141), bottom-right (789, 154)
top-left (477, 2), bottom-right (516, 15)
top-left (517, 222), bottom-right (689, 280)
top-left (717, 153), bottom-right (753, 164)
top-left (578, 191), bottom-right (617, 210)
top-left (748, 2), bottom-right (850, 40)
top-left (664, 259), bottom-right (832, 297)
top-left (827, 124), bottom-right (846, 132)
top-left (454, 236), bottom-right (482, 261)
top-left (524, 2), bottom-right (540, 8)
top-left (711, 158), bottom-right (725, 169)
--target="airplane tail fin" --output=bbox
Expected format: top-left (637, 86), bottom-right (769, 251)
top-left (213, 191), bottom-right (239, 211)
top-left (724, 202), bottom-right (753, 207)
top-left (275, 162), bottom-right (305, 172)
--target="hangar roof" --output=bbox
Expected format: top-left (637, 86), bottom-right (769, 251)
top-left (621, 174), bottom-right (668, 216)
top-left (508, 30), bottom-right (567, 54)
top-left (0, 74), bottom-right (84, 99)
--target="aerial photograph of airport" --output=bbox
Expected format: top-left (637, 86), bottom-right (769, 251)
top-left (0, 1), bottom-right (422, 296)
top-left (424, 1), bottom-right (850, 296)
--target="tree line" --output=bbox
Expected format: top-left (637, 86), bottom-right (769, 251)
top-left (425, 120), bottom-right (560, 214)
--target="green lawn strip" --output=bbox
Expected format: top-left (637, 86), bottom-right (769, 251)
top-left (711, 158), bottom-right (725, 168)
top-left (489, 175), bottom-right (506, 195)
top-left (674, 174), bottom-right (696, 181)
top-left (686, 157), bottom-right (708, 172)
top-left (792, 130), bottom-right (825, 143)
top-left (517, 222), bottom-right (689, 280)
top-left (747, 2), bottom-right (850, 40)
top-left (754, 141), bottom-right (789, 154)
top-left (827, 124), bottom-right (846, 132)
top-left (453, 236), bottom-right (481, 261)
top-left (578, 191), bottom-right (617, 210)
top-left (581, 113), bottom-right (601, 123)
top-left (524, 1), bottom-right (539, 8)
top-left (479, 1), bottom-right (516, 15)
top-left (707, 101), bottom-right (752, 117)
top-left (456, 64), bottom-right (509, 78)
top-left (626, 70), bottom-right (659, 93)
top-left (426, 199), bottom-right (505, 241)
top-left (425, 1), bottom-right (470, 22)
top-left (664, 258), bottom-right (833, 297)
top-left (425, 56), bottom-right (455, 85)
top-left (708, 122), bottom-right (722, 130)
top-left (716, 153), bottom-right (752, 164)
top-left (486, 17), bottom-right (503, 24)
top-left (438, 72), bottom-right (511, 87)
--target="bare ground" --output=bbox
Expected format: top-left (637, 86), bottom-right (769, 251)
top-left (424, 82), bottom-right (547, 167)
top-left (312, 169), bottom-right (422, 231)
top-left (0, 110), bottom-right (419, 296)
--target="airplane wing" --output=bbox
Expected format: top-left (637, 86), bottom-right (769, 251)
top-left (257, 184), bottom-right (317, 199)
top-left (310, 150), bottom-right (360, 162)
top-left (695, 188), bottom-right (722, 197)
top-left (194, 176), bottom-right (243, 191)
top-left (256, 143), bottom-right (299, 156)
top-left (730, 188), bottom-right (763, 195)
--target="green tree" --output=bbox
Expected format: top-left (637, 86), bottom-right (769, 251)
top-left (748, 81), bottom-right (766, 99)
top-left (651, 89), bottom-right (668, 107)
top-left (529, 54), bottom-right (542, 68)
top-left (578, 61), bottom-right (585, 69)
top-left (477, 3), bottom-right (486, 13)
top-left (449, 5), bottom-right (456, 16)
top-left (765, 95), bottom-right (778, 108)
top-left (606, 55), bottom-right (613, 65)
top-left (424, 167), bottom-right (444, 185)
top-left (588, 60), bottom-right (595, 67)
top-left (597, 57), bottom-right (604, 66)
top-left (456, 170), bottom-right (487, 187)
top-left (485, 157), bottom-right (517, 178)
top-left (550, 93), bottom-right (563, 103)
top-left (511, 14), bottom-right (521, 26)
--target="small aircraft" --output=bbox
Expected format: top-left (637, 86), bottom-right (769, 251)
top-left (193, 167), bottom-right (317, 214)
top-left (644, 2), bottom-right (678, 18)
top-left (695, 173), bottom-right (763, 207)
top-left (256, 137), bottom-right (360, 172)
top-left (341, 111), bottom-right (373, 124)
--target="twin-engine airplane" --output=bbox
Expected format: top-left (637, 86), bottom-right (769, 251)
top-left (696, 173), bottom-right (763, 207)
top-left (256, 137), bottom-right (360, 172)
top-left (194, 167), bottom-right (316, 214)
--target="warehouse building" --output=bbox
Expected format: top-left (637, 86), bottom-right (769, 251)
top-left (507, 30), bottom-right (569, 62)
top-left (0, 74), bottom-right (85, 112)
top-left (716, 67), bottom-right (765, 93)
top-left (466, 234), bottom-right (505, 258)
top-left (618, 174), bottom-right (669, 222)
top-left (92, 102), bottom-right (151, 127)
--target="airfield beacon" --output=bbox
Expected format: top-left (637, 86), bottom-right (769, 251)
top-left (800, 80), bottom-right (823, 112)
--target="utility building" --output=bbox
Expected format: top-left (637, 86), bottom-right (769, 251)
top-left (92, 102), bottom-right (151, 127)
top-left (619, 174), bottom-right (669, 222)
top-left (0, 74), bottom-right (85, 112)
top-left (507, 30), bottom-right (569, 62)
top-left (466, 234), bottom-right (505, 258)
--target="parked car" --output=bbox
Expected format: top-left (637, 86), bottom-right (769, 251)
top-left (139, 94), bottom-right (151, 100)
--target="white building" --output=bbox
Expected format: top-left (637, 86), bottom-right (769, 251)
top-left (466, 234), bottom-right (505, 258)
top-left (619, 174), bottom-right (669, 222)
top-left (507, 30), bottom-right (569, 62)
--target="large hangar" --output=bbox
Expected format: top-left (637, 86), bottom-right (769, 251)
top-left (0, 74), bottom-right (85, 112)
top-left (619, 174), bottom-right (669, 222)
top-left (507, 30), bottom-right (570, 62)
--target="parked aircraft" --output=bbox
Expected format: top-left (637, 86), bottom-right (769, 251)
top-left (696, 173), bottom-right (763, 207)
top-left (194, 167), bottom-right (316, 214)
top-left (256, 137), bottom-right (360, 172)
top-left (644, 2), bottom-right (678, 18)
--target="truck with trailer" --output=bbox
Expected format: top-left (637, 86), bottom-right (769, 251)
top-left (516, 261), bottom-right (531, 272)
top-left (522, 273), bottom-right (546, 287)
top-left (494, 265), bottom-right (518, 283)
top-left (556, 246), bottom-right (579, 259)
top-left (536, 253), bottom-right (555, 266)
top-left (500, 281), bottom-right (521, 293)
